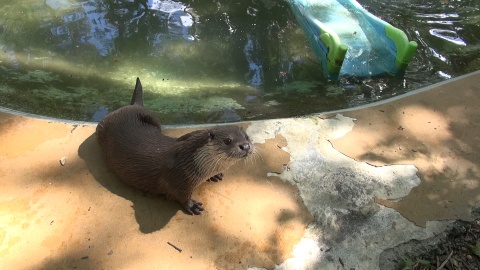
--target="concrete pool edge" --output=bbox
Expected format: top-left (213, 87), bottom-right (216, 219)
top-left (1, 70), bottom-right (480, 269)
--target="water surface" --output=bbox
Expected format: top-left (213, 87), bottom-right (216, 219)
top-left (0, 0), bottom-right (479, 123)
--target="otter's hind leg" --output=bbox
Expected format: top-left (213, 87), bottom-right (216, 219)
top-left (183, 199), bottom-right (204, 215)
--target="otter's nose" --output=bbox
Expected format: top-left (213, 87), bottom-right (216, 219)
top-left (239, 143), bottom-right (250, 151)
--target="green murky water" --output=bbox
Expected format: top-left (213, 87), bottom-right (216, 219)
top-left (0, 0), bottom-right (479, 124)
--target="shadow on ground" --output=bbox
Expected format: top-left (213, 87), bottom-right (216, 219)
top-left (78, 133), bottom-right (178, 233)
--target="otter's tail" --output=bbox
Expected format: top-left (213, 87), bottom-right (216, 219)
top-left (130, 77), bottom-right (143, 106)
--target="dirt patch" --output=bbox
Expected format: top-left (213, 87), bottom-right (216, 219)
top-left (380, 209), bottom-right (480, 270)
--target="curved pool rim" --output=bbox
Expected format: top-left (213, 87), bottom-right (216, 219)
top-left (1, 69), bottom-right (480, 128)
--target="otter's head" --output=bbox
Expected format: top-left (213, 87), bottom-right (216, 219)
top-left (207, 125), bottom-right (253, 159)
top-left (190, 125), bottom-right (254, 178)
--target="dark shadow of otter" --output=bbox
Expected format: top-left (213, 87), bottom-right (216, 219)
top-left (78, 133), bottom-right (178, 233)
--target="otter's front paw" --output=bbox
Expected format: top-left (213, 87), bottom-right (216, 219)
top-left (184, 199), bottom-right (204, 215)
top-left (207, 173), bottom-right (224, 182)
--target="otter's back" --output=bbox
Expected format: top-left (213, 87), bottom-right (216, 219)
top-left (96, 105), bottom-right (174, 189)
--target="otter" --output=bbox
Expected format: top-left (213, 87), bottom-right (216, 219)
top-left (96, 78), bottom-right (254, 215)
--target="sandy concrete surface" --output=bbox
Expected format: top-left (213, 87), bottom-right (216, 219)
top-left (0, 115), bottom-right (312, 269)
top-left (331, 70), bottom-right (480, 227)
top-left (1, 70), bottom-right (479, 269)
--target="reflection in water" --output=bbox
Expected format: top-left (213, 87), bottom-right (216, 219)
top-left (148, 0), bottom-right (194, 41)
top-left (0, 0), bottom-right (479, 123)
top-left (167, 10), bottom-right (194, 41)
top-left (91, 105), bottom-right (108, 121)
top-left (45, 0), bottom-right (74, 10)
top-left (62, 11), bottom-right (86, 23)
top-left (48, 0), bottom-right (119, 56)
top-left (46, 0), bottom-right (195, 57)
top-left (244, 36), bottom-right (264, 87)
top-left (429, 29), bottom-right (466, 46)
top-left (82, 1), bottom-right (118, 56)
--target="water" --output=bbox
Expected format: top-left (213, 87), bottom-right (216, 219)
top-left (0, 0), bottom-right (479, 124)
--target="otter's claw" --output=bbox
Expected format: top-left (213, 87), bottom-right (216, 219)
top-left (184, 199), bottom-right (204, 215)
top-left (207, 173), bottom-right (224, 182)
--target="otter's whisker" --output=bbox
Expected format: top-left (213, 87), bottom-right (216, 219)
top-left (247, 148), bottom-right (261, 166)
top-left (211, 156), bottom-right (223, 175)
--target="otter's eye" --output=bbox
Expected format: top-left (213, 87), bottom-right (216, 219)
top-left (245, 135), bottom-right (250, 141)
top-left (224, 138), bottom-right (232, 145)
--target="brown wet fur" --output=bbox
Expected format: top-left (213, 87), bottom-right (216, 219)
top-left (96, 78), bottom-right (254, 215)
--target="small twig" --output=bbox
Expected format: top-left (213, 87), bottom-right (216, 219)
top-left (167, 242), bottom-right (182, 253)
top-left (456, 255), bottom-right (472, 270)
top-left (210, 190), bottom-right (234, 202)
top-left (437, 250), bottom-right (453, 270)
